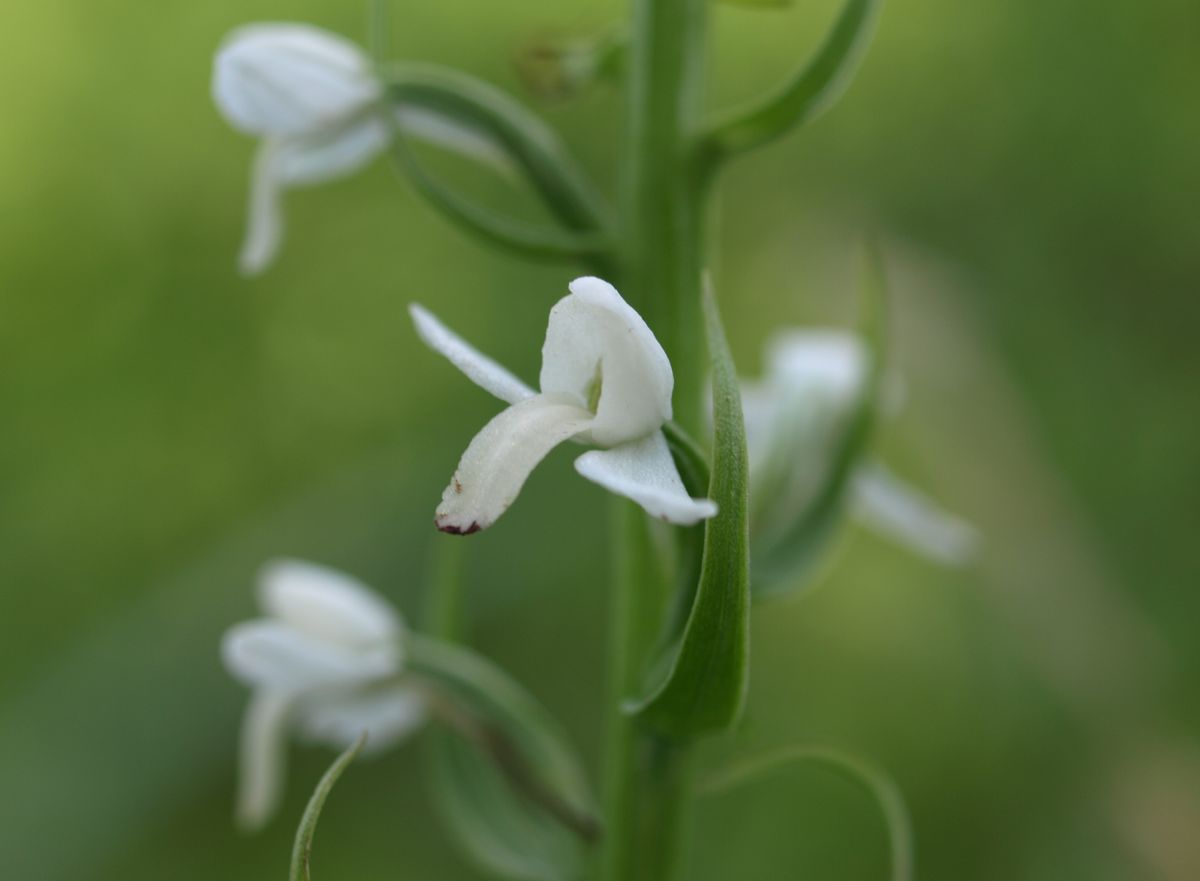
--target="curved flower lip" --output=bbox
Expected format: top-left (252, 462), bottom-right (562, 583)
top-left (409, 277), bottom-right (717, 534)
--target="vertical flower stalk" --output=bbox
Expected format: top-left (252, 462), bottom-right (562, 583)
top-left (602, 1), bottom-right (711, 879)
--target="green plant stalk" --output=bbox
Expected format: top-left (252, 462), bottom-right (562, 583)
top-left (601, 0), bottom-right (710, 878)
top-left (600, 501), bottom-right (692, 881)
top-left (619, 0), bottom-right (710, 437)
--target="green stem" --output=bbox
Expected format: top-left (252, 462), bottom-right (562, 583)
top-left (601, 501), bottom-right (689, 881)
top-left (601, 1), bottom-right (711, 877)
top-left (619, 0), bottom-right (710, 436)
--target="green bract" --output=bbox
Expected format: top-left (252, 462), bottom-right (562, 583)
top-left (632, 281), bottom-right (750, 740)
top-left (408, 635), bottom-right (599, 881)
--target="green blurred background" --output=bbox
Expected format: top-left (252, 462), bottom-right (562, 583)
top-left (2, 0), bottom-right (1197, 879)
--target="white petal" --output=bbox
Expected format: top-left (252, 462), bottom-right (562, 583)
top-left (436, 394), bottom-right (593, 534)
top-left (574, 431), bottom-right (717, 524)
top-left (213, 23), bottom-right (378, 137)
top-left (239, 141), bottom-right (285, 276)
top-left (237, 117), bottom-right (389, 275)
top-left (764, 329), bottom-right (866, 412)
top-left (852, 463), bottom-right (979, 566)
top-left (259, 559), bottom-right (400, 649)
top-left (540, 277), bottom-right (673, 446)
top-left (394, 106), bottom-right (513, 175)
top-left (297, 685), bottom-right (428, 755)
top-left (409, 303), bottom-right (535, 405)
top-left (272, 114), bottom-right (389, 186)
top-left (222, 620), bottom-right (398, 692)
top-left (235, 690), bottom-right (294, 831)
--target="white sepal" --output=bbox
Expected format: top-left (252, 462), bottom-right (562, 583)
top-left (213, 23), bottom-right (379, 137)
top-left (540, 276), bottom-right (674, 446)
top-left (259, 558), bottom-right (401, 648)
top-left (575, 432), bottom-right (717, 525)
top-left (409, 303), bottom-right (535, 405)
top-left (852, 463), bottom-right (978, 565)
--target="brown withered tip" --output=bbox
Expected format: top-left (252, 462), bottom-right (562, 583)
top-left (436, 518), bottom-right (482, 536)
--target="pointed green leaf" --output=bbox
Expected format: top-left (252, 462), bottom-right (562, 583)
top-left (700, 746), bottom-right (913, 881)
top-left (632, 280), bottom-right (750, 740)
top-left (752, 244), bottom-right (887, 597)
top-left (289, 733), bottom-right (367, 881)
top-left (382, 64), bottom-right (610, 235)
top-left (701, 0), bottom-right (881, 167)
top-left (408, 635), bottom-right (598, 881)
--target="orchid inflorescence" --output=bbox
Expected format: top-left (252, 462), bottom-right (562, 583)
top-left (211, 5), bottom-right (955, 881)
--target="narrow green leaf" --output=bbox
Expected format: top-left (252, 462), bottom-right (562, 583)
top-left (288, 733), bottom-right (367, 881)
top-left (701, 0), bottom-right (881, 167)
top-left (700, 746), bottom-right (913, 881)
top-left (382, 64), bottom-right (610, 235)
top-left (409, 635), bottom-right (598, 881)
top-left (388, 129), bottom-right (611, 263)
top-left (752, 243), bottom-right (887, 597)
top-left (632, 279), bottom-right (750, 740)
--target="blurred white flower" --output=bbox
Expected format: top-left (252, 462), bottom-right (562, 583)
top-left (410, 276), bottom-right (718, 534)
top-left (221, 559), bottom-right (426, 830)
top-left (744, 329), bottom-right (978, 566)
top-left (212, 22), bottom-right (506, 275)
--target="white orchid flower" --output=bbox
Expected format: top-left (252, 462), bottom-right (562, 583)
top-left (221, 559), bottom-right (426, 830)
top-left (744, 329), bottom-right (977, 566)
top-left (212, 22), bottom-right (506, 275)
top-left (410, 276), bottom-right (718, 534)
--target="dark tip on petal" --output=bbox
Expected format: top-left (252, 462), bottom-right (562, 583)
top-left (436, 518), bottom-right (482, 536)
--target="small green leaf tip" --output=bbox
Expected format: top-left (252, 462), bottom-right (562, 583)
top-left (289, 732), bottom-right (367, 881)
top-left (702, 0), bottom-right (882, 168)
top-left (701, 746), bottom-right (913, 881)
top-left (632, 276), bottom-right (750, 740)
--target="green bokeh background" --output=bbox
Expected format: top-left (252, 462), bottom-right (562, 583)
top-left (1, 0), bottom-right (1197, 879)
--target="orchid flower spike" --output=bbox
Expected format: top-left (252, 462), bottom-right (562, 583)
top-left (212, 22), bottom-right (505, 275)
top-left (743, 329), bottom-right (978, 566)
top-left (410, 277), bottom-right (718, 534)
top-left (221, 559), bottom-right (426, 831)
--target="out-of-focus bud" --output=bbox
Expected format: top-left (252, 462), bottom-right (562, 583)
top-left (514, 30), bottom-right (626, 102)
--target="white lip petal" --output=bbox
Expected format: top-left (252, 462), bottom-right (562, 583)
top-left (297, 685), bottom-right (428, 754)
top-left (540, 277), bottom-right (674, 446)
top-left (259, 559), bottom-right (400, 648)
top-left (222, 620), bottom-right (398, 691)
top-left (409, 304), bottom-right (536, 405)
top-left (574, 431), bottom-right (717, 525)
top-left (852, 463), bottom-right (979, 565)
top-left (436, 394), bottom-right (593, 534)
top-left (239, 141), bottom-right (285, 276)
top-left (235, 690), bottom-right (294, 831)
top-left (213, 23), bottom-right (378, 137)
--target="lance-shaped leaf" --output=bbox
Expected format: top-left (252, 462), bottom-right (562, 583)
top-left (408, 634), bottom-right (599, 881)
top-left (751, 244), bottom-right (887, 596)
top-left (382, 63), bottom-right (610, 235)
top-left (700, 0), bottom-right (881, 167)
top-left (700, 745), bottom-right (913, 881)
top-left (289, 733), bottom-right (367, 881)
top-left (631, 280), bottom-right (750, 740)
